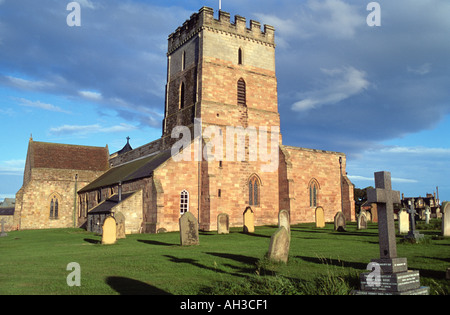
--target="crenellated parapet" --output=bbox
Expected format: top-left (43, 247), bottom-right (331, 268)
top-left (168, 7), bottom-right (275, 54)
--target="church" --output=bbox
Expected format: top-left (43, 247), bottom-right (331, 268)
top-left (13, 7), bottom-right (355, 233)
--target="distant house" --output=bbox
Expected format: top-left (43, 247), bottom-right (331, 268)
top-left (401, 193), bottom-right (441, 219)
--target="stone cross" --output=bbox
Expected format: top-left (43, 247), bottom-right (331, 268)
top-left (406, 198), bottom-right (424, 241)
top-left (367, 172), bottom-right (400, 259)
top-left (407, 198), bottom-right (417, 233)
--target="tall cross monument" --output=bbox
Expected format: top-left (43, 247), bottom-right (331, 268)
top-left (353, 171), bottom-right (429, 295)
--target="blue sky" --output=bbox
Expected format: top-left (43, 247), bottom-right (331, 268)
top-left (0, 0), bottom-right (449, 203)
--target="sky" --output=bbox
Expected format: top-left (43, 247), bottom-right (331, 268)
top-left (0, 0), bottom-right (449, 203)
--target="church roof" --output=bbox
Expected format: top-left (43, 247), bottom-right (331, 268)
top-left (79, 149), bottom-right (172, 193)
top-left (88, 192), bottom-right (135, 214)
top-left (28, 141), bottom-right (109, 172)
top-left (116, 137), bottom-right (133, 155)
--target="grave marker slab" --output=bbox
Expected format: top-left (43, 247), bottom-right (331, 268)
top-left (278, 209), bottom-right (290, 235)
top-left (217, 213), bottom-right (229, 234)
top-left (0, 219), bottom-right (7, 237)
top-left (243, 207), bottom-right (254, 234)
top-left (442, 202), bottom-right (450, 237)
top-left (315, 206), bottom-right (325, 228)
top-left (398, 209), bottom-right (409, 234)
top-left (357, 212), bottom-right (367, 230)
top-left (268, 226), bottom-right (290, 263)
top-left (334, 211), bottom-right (346, 231)
top-left (179, 212), bottom-right (199, 246)
top-left (102, 216), bottom-right (117, 245)
top-left (115, 212), bottom-right (126, 239)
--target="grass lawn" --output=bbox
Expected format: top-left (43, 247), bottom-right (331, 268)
top-left (0, 221), bottom-right (448, 295)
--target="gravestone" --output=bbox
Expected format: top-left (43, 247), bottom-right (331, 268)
top-left (371, 203), bottom-right (378, 223)
top-left (278, 209), bottom-right (290, 235)
top-left (334, 211), bottom-right (346, 232)
top-left (357, 212), bottom-right (367, 230)
top-left (115, 212), bottom-right (126, 239)
top-left (267, 226), bottom-right (290, 263)
top-left (405, 198), bottom-right (424, 242)
top-left (398, 209), bottom-right (409, 234)
top-left (424, 207), bottom-right (431, 224)
top-left (352, 171), bottom-right (429, 295)
top-left (442, 202), bottom-right (450, 237)
top-left (179, 212), bottom-right (199, 246)
top-left (102, 216), bottom-right (117, 245)
top-left (243, 207), bottom-right (254, 234)
top-left (0, 218), bottom-right (7, 237)
top-left (217, 213), bottom-right (229, 234)
top-left (315, 206), bottom-right (325, 228)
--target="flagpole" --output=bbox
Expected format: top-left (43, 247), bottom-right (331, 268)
top-left (219, 0), bottom-right (222, 11)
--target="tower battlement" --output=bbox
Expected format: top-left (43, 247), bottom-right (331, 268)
top-left (168, 7), bottom-right (275, 54)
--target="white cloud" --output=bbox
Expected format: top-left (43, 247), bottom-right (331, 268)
top-left (407, 63), bottom-right (432, 75)
top-left (49, 123), bottom-right (137, 136)
top-left (79, 90), bottom-right (103, 101)
top-left (17, 98), bottom-right (71, 114)
top-left (77, 0), bottom-right (97, 10)
top-left (292, 66), bottom-right (370, 111)
top-left (348, 175), bottom-right (418, 184)
top-left (5, 75), bottom-right (54, 90)
top-left (379, 146), bottom-right (450, 155)
top-left (0, 159), bottom-right (25, 175)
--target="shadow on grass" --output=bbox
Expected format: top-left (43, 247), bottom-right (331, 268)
top-left (137, 239), bottom-right (177, 246)
top-left (295, 255), bottom-right (368, 270)
top-left (106, 276), bottom-right (172, 295)
top-left (83, 238), bottom-right (101, 244)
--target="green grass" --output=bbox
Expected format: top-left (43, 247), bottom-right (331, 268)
top-left (0, 221), bottom-right (448, 295)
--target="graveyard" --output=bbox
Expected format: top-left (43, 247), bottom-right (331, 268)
top-left (0, 219), bottom-right (448, 295)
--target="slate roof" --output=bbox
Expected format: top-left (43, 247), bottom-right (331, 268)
top-left (0, 208), bottom-right (15, 216)
top-left (79, 149), bottom-right (172, 193)
top-left (88, 192), bottom-right (135, 214)
top-left (29, 141), bottom-right (109, 172)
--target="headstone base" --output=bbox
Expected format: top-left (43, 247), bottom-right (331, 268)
top-left (352, 286), bottom-right (430, 295)
top-left (371, 257), bottom-right (408, 274)
top-left (404, 231), bottom-right (425, 242)
top-left (354, 258), bottom-right (429, 295)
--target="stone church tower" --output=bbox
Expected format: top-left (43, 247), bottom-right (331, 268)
top-left (160, 7), bottom-right (284, 229)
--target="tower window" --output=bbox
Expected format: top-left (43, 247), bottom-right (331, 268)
top-left (237, 78), bottom-right (246, 106)
top-left (238, 48), bottom-right (243, 65)
top-left (182, 51), bottom-right (186, 71)
top-left (180, 82), bottom-right (185, 109)
top-left (180, 190), bottom-right (189, 215)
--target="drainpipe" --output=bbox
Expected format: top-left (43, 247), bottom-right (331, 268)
top-left (118, 182), bottom-right (122, 202)
top-left (73, 174), bottom-right (78, 228)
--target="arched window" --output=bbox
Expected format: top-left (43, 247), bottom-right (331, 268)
top-left (179, 82), bottom-right (185, 109)
top-left (50, 195), bottom-right (59, 220)
top-left (248, 175), bottom-right (260, 206)
top-left (180, 190), bottom-right (189, 215)
top-left (237, 78), bottom-right (246, 106)
top-left (238, 48), bottom-right (243, 65)
top-left (309, 180), bottom-right (319, 208)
